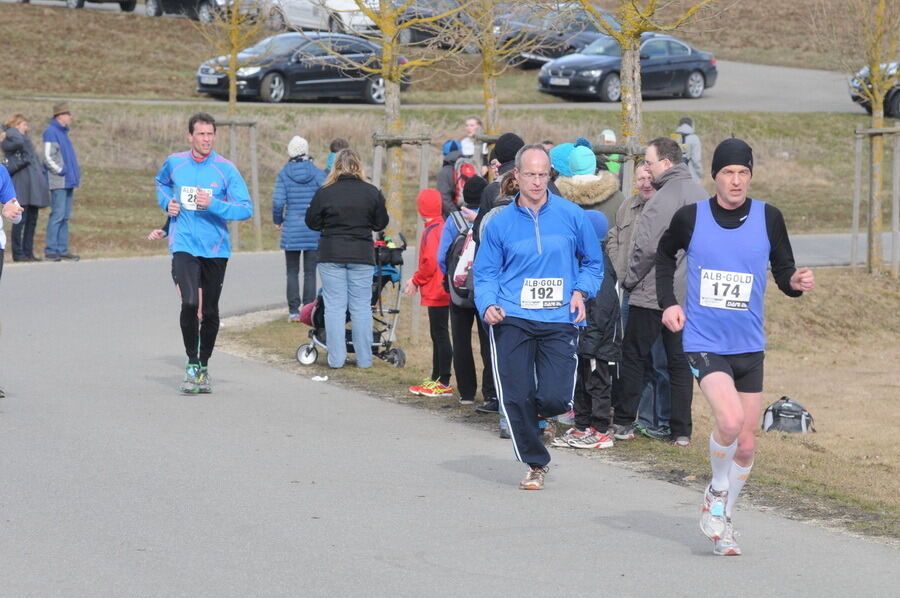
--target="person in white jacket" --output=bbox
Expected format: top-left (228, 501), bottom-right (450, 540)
top-left (675, 116), bottom-right (703, 182)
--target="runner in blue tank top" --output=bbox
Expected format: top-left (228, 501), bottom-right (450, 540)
top-left (655, 138), bottom-right (815, 556)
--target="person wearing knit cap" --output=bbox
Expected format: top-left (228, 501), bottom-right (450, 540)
top-left (405, 189), bottom-right (453, 397)
top-left (436, 139), bottom-right (464, 217)
top-left (614, 136), bottom-right (705, 449)
top-left (43, 101), bottom-right (81, 261)
top-left (674, 116), bottom-right (703, 182)
top-left (554, 142), bottom-right (625, 227)
top-left (599, 128), bottom-right (621, 174)
top-left (273, 135), bottom-right (326, 321)
top-left (548, 142), bottom-right (575, 177)
top-left (656, 137), bottom-right (815, 556)
top-left (436, 175), bottom-right (498, 412)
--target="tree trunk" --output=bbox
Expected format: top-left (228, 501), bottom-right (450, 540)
top-left (480, 2), bottom-right (499, 134)
top-left (482, 70), bottom-right (499, 135)
top-left (381, 76), bottom-right (404, 238)
top-left (228, 49), bottom-right (238, 116)
top-left (868, 103), bottom-right (884, 272)
top-left (619, 35), bottom-right (641, 148)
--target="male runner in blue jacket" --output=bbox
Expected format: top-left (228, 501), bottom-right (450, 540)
top-left (155, 113), bottom-right (253, 394)
top-left (474, 144), bottom-right (604, 490)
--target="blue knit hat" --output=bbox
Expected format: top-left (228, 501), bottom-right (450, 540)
top-left (549, 142), bottom-right (575, 177)
top-left (442, 139), bottom-right (461, 156)
top-left (569, 145), bottom-right (597, 175)
top-left (585, 210), bottom-right (608, 242)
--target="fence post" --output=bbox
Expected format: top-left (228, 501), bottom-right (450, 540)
top-left (372, 143), bottom-right (384, 189)
top-left (852, 133), bottom-right (863, 268)
top-left (228, 126), bottom-right (239, 250)
top-left (867, 135), bottom-right (876, 272)
top-left (408, 142), bottom-right (431, 342)
top-left (249, 124), bottom-right (262, 251)
top-left (892, 133), bottom-right (899, 278)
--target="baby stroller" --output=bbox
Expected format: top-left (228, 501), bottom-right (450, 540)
top-left (296, 233), bottom-right (407, 367)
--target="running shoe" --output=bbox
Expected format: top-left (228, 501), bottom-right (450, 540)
top-left (197, 367), bottom-right (212, 394)
top-left (519, 466), bottom-right (548, 490)
top-left (179, 364), bottom-right (201, 394)
top-left (420, 382), bottom-right (453, 397)
top-left (458, 396), bottom-right (475, 405)
top-left (408, 379), bottom-right (436, 396)
top-left (556, 409), bottom-right (576, 426)
top-left (288, 313), bottom-right (301, 323)
top-left (700, 484), bottom-right (728, 541)
top-left (475, 398), bottom-right (500, 414)
top-left (640, 425), bottom-right (673, 440)
top-left (713, 518), bottom-right (742, 556)
top-left (673, 436), bottom-right (692, 447)
top-left (550, 426), bottom-right (589, 448)
top-left (567, 427), bottom-right (615, 449)
top-left (612, 423), bottom-right (637, 440)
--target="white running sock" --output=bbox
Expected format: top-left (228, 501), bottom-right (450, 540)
top-left (725, 461), bottom-right (753, 518)
top-left (709, 434), bottom-right (737, 491)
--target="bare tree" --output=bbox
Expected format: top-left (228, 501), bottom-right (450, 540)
top-left (573, 0), bottom-right (715, 146)
top-left (193, 1), bottom-right (270, 115)
top-left (814, 0), bottom-right (899, 272)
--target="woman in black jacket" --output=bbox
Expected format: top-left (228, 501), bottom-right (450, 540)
top-left (305, 149), bottom-right (389, 368)
top-left (2, 114), bottom-right (50, 261)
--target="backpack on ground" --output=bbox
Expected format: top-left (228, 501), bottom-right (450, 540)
top-left (761, 396), bottom-right (815, 433)
top-left (453, 157), bottom-right (477, 207)
top-left (445, 210), bottom-right (476, 308)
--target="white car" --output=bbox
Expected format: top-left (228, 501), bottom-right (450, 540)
top-left (267, 0), bottom-right (376, 33)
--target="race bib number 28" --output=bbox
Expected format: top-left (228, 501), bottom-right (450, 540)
top-left (520, 277), bottom-right (564, 309)
top-left (180, 186), bottom-right (212, 211)
top-left (699, 269), bottom-right (753, 310)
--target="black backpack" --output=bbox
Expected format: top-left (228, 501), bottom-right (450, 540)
top-left (761, 396), bottom-right (815, 433)
top-left (444, 210), bottom-right (476, 308)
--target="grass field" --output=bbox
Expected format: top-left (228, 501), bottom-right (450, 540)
top-left (219, 267), bottom-right (900, 539)
top-left (0, 98), bottom-right (893, 259)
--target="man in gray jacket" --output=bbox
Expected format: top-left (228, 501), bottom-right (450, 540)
top-left (611, 137), bottom-right (707, 446)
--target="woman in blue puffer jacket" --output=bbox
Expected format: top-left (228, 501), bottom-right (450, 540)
top-left (273, 135), bottom-right (326, 321)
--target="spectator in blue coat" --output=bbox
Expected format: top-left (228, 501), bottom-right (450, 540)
top-left (273, 135), bottom-right (326, 321)
top-left (42, 102), bottom-right (81, 261)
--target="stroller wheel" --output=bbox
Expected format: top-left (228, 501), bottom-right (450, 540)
top-left (385, 347), bottom-right (406, 368)
top-left (296, 343), bottom-right (318, 365)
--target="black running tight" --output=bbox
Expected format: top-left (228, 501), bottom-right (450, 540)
top-left (172, 252), bottom-right (228, 366)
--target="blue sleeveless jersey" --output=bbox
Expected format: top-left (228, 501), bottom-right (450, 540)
top-left (684, 199), bottom-right (770, 354)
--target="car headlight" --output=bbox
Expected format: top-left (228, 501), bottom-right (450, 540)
top-left (237, 66), bottom-right (261, 77)
top-left (579, 69), bottom-right (603, 78)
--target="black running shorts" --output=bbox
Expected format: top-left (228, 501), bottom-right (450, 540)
top-left (685, 351), bottom-right (765, 393)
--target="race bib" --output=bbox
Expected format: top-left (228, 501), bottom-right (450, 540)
top-left (180, 186), bottom-right (212, 211)
top-left (520, 277), bottom-right (564, 309)
top-left (699, 269), bottom-right (753, 310)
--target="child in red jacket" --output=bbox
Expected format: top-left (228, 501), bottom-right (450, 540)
top-left (404, 189), bottom-right (453, 397)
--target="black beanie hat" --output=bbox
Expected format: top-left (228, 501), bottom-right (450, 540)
top-left (494, 133), bottom-right (525, 165)
top-left (462, 175), bottom-right (488, 208)
top-left (711, 138), bottom-right (753, 179)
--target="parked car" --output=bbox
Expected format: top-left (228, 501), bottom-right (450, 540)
top-left (196, 32), bottom-right (409, 104)
top-left (64, 0), bottom-right (137, 11)
top-left (143, 0), bottom-right (226, 22)
top-left (266, 0), bottom-right (376, 33)
top-left (394, 0), bottom-right (474, 48)
top-left (849, 62), bottom-right (900, 118)
top-left (538, 32), bottom-right (717, 102)
top-left (496, 3), bottom-right (619, 67)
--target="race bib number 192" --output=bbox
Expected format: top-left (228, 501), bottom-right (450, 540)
top-left (180, 186), bottom-right (211, 211)
top-left (699, 269), bottom-right (753, 310)
top-left (520, 277), bottom-right (564, 309)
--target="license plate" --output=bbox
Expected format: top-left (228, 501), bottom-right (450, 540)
top-left (200, 75), bottom-right (219, 85)
top-left (549, 77), bottom-right (570, 86)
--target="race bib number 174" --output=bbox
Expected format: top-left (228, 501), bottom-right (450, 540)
top-left (699, 269), bottom-right (753, 310)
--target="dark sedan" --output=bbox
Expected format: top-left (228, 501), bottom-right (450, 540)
top-left (196, 32), bottom-right (409, 104)
top-left (538, 33), bottom-right (717, 101)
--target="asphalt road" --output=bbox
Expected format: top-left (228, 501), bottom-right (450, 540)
top-left (0, 249), bottom-right (896, 597)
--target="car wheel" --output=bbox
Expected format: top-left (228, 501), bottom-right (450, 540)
top-left (65, 0), bottom-right (85, 8)
top-left (267, 9), bottom-right (286, 31)
top-left (598, 72), bottom-right (621, 102)
top-left (364, 76), bottom-right (386, 105)
top-left (260, 72), bottom-right (286, 103)
top-left (196, 0), bottom-right (215, 23)
top-left (888, 92), bottom-right (900, 119)
top-left (684, 70), bottom-right (705, 99)
top-left (398, 26), bottom-right (412, 45)
top-left (119, 0), bottom-right (136, 11)
top-left (145, 0), bottom-right (163, 16)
